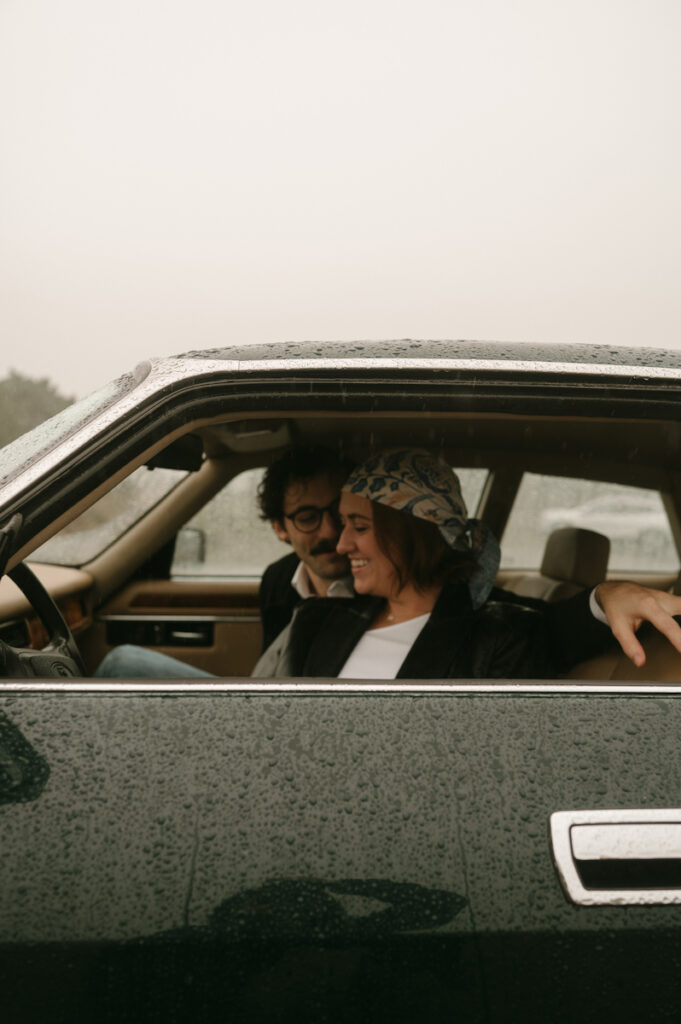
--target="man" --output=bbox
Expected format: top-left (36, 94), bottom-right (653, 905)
top-left (96, 445), bottom-right (356, 677)
top-left (256, 446), bottom-right (355, 650)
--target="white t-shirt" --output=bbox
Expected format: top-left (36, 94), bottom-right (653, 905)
top-left (337, 614), bottom-right (431, 679)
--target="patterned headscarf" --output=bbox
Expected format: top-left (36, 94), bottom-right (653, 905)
top-left (342, 448), bottom-right (500, 608)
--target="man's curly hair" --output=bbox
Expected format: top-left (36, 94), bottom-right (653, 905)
top-left (257, 446), bottom-right (354, 522)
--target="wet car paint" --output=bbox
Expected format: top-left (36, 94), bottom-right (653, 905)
top-left (3, 686), bottom-right (681, 1022)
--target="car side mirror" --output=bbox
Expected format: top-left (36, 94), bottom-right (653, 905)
top-left (174, 526), bottom-right (206, 567)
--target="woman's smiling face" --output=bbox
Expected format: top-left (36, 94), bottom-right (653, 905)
top-left (337, 491), bottom-right (400, 598)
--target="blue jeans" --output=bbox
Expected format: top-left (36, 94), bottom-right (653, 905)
top-left (95, 645), bottom-right (215, 678)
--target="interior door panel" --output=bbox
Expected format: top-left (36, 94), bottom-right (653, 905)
top-left (80, 579), bottom-right (263, 676)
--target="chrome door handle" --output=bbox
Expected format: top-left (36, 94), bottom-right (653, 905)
top-left (551, 809), bottom-right (681, 905)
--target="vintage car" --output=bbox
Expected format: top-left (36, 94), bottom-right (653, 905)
top-left (2, 340), bottom-right (681, 1022)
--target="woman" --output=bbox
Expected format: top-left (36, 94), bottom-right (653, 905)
top-left (265, 448), bottom-right (612, 680)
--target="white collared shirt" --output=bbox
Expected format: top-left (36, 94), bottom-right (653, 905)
top-left (291, 560), bottom-right (355, 600)
top-left (589, 587), bottom-right (608, 624)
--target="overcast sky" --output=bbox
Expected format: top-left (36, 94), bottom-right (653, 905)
top-left (1, 0), bottom-right (679, 399)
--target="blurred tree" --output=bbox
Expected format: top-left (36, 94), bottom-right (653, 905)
top-left (0, 371), bottom-right (74, 448)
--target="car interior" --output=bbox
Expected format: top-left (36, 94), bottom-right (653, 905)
top-left (2, 407), bottom-right (681, 681)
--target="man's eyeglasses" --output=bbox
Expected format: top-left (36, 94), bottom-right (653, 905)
top-left (284, 500), bottom-right (341, 533)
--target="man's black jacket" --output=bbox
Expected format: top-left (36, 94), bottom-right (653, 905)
top-left (258, 552), bottom-right (301, 651)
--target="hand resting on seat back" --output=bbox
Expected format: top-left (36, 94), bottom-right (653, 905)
top-left (595, 581), bottom-right (681, 668)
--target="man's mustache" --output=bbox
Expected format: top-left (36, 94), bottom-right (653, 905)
top-left (310, 540), bottom-right (343, 556)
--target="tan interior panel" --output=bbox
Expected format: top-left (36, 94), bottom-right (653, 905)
top-left (83, 579), bottom-right (263, 677)
top-left (0, 564), bottom-right (93, 626)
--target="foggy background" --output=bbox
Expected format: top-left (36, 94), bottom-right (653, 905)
top-left (1, 0), bottom-right (679, 401)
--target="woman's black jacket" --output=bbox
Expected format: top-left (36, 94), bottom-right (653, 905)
top-left (283, 583), bottom-right (611, 679)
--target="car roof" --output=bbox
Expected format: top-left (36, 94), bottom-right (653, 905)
top-left (172, 339), bottom-right (681, 369)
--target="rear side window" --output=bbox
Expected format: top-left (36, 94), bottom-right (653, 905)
top-left (171, 468), bottom-right (283, 578)
top-left (457, 468), bottom-right (488, 517)
top-left (502, 474), bottom-right (678, 573)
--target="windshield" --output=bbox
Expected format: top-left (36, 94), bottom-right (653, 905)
top-left (33, 465), bottom-right (187, 566)
top-left (0, 371), bottom-right (141, 490)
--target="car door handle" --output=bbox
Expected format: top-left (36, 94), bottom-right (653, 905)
top-left (550, 809), bottom-right (681, 905)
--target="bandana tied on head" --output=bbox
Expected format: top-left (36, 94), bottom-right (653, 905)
top-left (342, 448), bottom-right (500, 608)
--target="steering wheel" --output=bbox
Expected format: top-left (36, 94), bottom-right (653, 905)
top-left (0, 562), bottom-right (84, 678)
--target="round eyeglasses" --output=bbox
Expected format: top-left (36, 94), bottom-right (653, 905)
top-left (283, 499), bottom-right (342, 533)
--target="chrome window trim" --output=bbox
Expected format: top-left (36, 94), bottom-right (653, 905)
top-left (226, 357), bottom-right (681, 380)
top-left (2, 681), bottom-right (681, 694)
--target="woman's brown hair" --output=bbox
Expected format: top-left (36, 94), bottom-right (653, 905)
top-left (371, 501), bottom-right (476, 594)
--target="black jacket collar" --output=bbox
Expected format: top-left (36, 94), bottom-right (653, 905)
top-left (290, 583), bottom-right (476, 679)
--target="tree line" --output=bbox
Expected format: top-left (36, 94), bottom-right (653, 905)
top-left (0, 371), bottom-right (74, 449)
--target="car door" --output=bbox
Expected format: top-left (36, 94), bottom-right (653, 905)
top-left (3, 680), bottom-right (681, 1023)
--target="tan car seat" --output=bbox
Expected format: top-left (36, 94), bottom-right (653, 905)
top-left (564, 623), bottom-right (681, 682)
top-left (511, 527), bottom-right (610, 602)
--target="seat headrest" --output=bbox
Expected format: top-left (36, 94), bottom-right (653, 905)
top-left (540, 527), bottom-right (610, 588)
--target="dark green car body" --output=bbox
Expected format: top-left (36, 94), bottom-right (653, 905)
top-left (3, 683), bottom-right (681, 1022)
